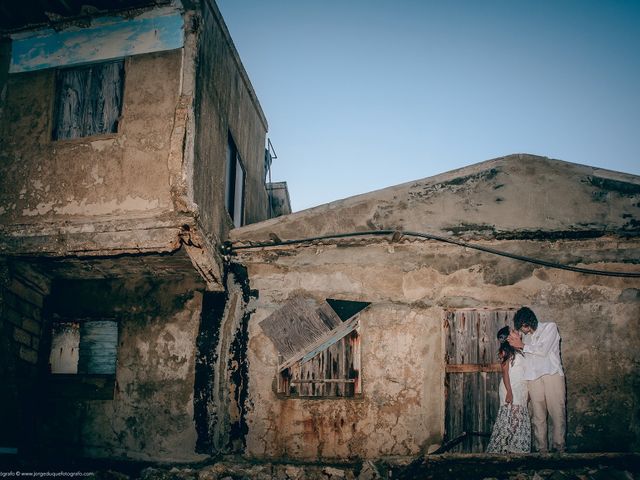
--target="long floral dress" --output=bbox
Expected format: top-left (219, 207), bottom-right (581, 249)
top-left (486, 353), bottom-right (531, 453)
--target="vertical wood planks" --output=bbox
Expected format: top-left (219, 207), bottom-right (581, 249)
top-left (78, 320), bottom-right (118, 374)
top-left (53, 60), bottom-right (124, 140)
top-left (444, 308), bottom-right (517, 452)
top-left (280, 331), bottom-right (359, 398)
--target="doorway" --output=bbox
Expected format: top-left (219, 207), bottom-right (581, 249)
top-left (443, 308), bottom-right (516, 452)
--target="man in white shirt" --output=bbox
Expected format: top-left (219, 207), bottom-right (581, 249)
top-left (508, 307), bottom-right (565, 453)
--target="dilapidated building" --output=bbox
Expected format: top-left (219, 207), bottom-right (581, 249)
top-left (0, 1), bottom-right (638, 469)
top-left (229, 154), bottom-right (640, 459)
top-left (0, 0), bottom-right (286, 463)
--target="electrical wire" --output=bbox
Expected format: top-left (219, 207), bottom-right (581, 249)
top-left (229, 229), bottom-right (640, 278)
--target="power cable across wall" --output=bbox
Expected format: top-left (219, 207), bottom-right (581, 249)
top-left (229, 229), bottom-right (640, 278)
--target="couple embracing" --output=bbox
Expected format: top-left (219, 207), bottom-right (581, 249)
top-left (486, 307), bottom-right (566, 454)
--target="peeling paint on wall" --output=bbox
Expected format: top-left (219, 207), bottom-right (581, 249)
top-left (10, 7), bottom-right (184, 73)
top-left (21, 195), bottom-right (161, 216)
top-left (194, 290), bottom-right (226, 454)
top-left (227, 263), bottom-right (256, 453)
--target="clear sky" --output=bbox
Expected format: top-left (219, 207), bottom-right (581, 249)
top-left (217, 0), bottom-right (640, 212)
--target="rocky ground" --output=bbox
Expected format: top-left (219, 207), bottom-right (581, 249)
top-left (3, 453), bottom-right (639, 480)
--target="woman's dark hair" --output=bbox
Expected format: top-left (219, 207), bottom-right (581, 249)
top-left (497, 326), bottom-right (522, 364)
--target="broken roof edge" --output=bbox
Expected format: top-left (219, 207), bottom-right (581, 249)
top-left (0, 211), bottom-right (195, 257)
top-left (230, 153), bottom-right (640, 244)
top-left (0, 211), bottom-right (226, 288)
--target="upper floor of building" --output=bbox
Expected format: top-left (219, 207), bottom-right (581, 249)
top-left (0, 0), bottom-right (286, 288)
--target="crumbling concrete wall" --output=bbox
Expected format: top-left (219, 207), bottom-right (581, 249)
top-left (233, 236), bottom-right (640, 458)
top-left (192, 1), bottom-right (270, 243)
top-left (39, 273), bottom-right (207, 462)
top-left (0, 49), bottom-right (182, 226)
top-left (194, 263), bottom-right (257, 455)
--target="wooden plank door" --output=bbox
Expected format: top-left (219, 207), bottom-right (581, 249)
top-left (444, 308), bottom-right (515, 452)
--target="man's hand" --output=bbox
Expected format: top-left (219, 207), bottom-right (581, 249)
top-left (507, 331), bottom-right (524, 349)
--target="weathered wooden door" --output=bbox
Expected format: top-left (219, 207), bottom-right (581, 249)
top-left (444, 308), bottom-right (515, 452)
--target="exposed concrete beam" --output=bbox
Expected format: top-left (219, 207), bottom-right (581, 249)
top-left (0, 212), bottom-right (193, 256)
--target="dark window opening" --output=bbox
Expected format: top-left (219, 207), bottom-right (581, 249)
top-left (326, 299), bottom-right (371, 322)
top-left (52, 60), bottom-right (124, 140)
top-left (225, 133), bottom-right (245, 228)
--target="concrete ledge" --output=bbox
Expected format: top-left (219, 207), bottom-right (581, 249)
top-left (0, 212), bottom-right (195, 257)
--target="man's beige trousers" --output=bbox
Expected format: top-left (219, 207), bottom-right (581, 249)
top-left (528, 373), bottom-right (566, 452)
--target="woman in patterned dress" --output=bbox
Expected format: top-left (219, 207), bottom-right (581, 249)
top-left (486, 326), bottom-right (531, 453)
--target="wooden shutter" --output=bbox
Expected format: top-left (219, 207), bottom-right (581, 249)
top-left (78, 320), bottom-right (118, 374)
top-left (53, 60), bottom-right (124, 140)
top-left (260, 296), bottom-right (367, 398)
top-left (283, 330), bottom-right (361, 397)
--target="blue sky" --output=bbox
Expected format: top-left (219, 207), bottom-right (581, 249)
top-left (217, 0), bottom-right (640, 212)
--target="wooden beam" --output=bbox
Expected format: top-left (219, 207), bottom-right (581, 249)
top-left (445, 363), bottom-right (502, 373)
top-left (290, 379), bottom-right (356, 384)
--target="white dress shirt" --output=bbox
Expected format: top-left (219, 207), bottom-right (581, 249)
top-left (522, 321), bottom-right (564, 381)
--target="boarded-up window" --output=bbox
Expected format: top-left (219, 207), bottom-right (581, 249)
top-left (52, 60), bottom-right (124, 140)
top-left (225, 133), bottom-right (245, 228)
top-left (259, 296), bottom-right (369, 398)
top-left (49, 320), bottom-right (118, 375)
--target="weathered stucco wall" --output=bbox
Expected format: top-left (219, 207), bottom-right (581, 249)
top-left (39, 274), bottom-right (207, 462)
top-left (233, 155), bottom-right (640, 243)
top-left (247, 300), bottom-right (442, 459)
top-left (233, 236), bottom-right (640, 458)
top-left (192, 1), bottom-right (269, 243)
top-left (0, 49), bottom-right (182, 225)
